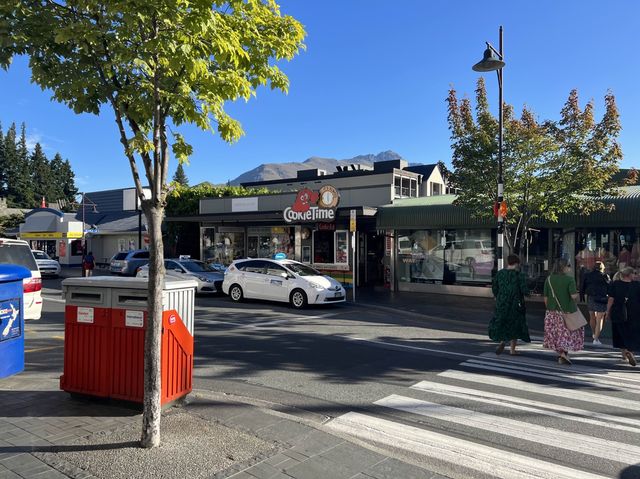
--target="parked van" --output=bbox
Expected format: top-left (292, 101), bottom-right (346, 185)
top-left (0, 238), bottom-right (42, 320)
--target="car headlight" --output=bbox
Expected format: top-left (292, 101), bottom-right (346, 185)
top-left (308, 282), bottom-right (324, 290)
top-left (193, 275), bottom-right (210, 282)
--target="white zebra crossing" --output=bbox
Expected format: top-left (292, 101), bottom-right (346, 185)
top-left (327, 412), bottom-right (611, 479)
top-left (326, 351), bottom-right (640, 478)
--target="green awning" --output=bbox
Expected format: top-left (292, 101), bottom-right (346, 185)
top-left (377, 186), bottom-right (640, 230)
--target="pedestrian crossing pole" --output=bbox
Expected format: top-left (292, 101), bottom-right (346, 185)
top-left (350, 209), bottom-right (356, 302)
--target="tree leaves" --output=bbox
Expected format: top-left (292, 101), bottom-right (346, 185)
top-left (447, 80), bottom-right (623, 254)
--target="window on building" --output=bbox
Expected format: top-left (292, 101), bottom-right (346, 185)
top-left (410, 178), bottom-right (417, 197)
top-left (313, 230), bottom-right (348, 264)
top-left (394, 176), bottom-right (401, 197)
top-left (401, 177), bottom-right (410, 197)
top-left (431, 183), bottom-right (442, 196)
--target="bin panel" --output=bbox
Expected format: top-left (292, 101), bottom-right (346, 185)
top-left (61, 305), bottom-right (111, 396)
top-left (163, 288), bottom-right (195, 335)
top-left (0, 295), bottom-right (24, 379)
top-left (110, 308), bottom-right (147, 402)
top-left (161, 310), bottom-right (193, 404)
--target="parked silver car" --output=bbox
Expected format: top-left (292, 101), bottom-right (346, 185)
top-left (31, 250), bottom-right (61, 278)
top-left (110, 249), bottom-right (150, 276)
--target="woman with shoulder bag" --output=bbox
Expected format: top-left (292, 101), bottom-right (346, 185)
top-left (605, 267), bottom-right (639, 367)
top-left (543, 258), bottom-right (585, 365)
top-left (580, 261), bottom-right (610, 345)
top-left (489, 254), bottom-right (531, 355)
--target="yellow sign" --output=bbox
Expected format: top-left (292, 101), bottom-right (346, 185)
top-left (349, 209), bottom-right (356, 232)
top-left (20, 231), bottom-right (83, 239)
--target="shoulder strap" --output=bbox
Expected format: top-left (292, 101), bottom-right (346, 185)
top-left (546, 276), bottom-right (565, 313)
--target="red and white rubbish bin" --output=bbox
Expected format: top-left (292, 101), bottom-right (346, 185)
top-left (60, 276), bottom-right (196, 405)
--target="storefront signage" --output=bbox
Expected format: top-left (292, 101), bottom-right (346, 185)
top-left (317, 223), bottom-right (335, 231)
top-left (283, 186), bottom-right (340, 224)
top-left (21, 231), bottom-right (83, 239)
top-left (232, 197), bottom-right (258, 212)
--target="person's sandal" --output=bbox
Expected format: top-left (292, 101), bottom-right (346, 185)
top-left (558, 355), bottom-right (572, 365)
top-left (496, 342), bottom-right (505, 355)
top-left (627, 352), bottom-right (637, 367)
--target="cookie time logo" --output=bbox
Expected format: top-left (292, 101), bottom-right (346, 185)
top-left (283, 186), bottom-right (340, 223)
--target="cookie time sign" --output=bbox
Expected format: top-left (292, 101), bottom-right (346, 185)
top-left (283, 186), bottom-right (340, 223)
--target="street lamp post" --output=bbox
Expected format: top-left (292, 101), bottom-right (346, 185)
top-left (472, 25), bottom-right (506, 270)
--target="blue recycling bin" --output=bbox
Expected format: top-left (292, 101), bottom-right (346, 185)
top-left (0, 264), bottom-right (31, 379)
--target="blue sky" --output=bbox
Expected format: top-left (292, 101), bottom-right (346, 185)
top-left (1, 1), bottom-right (639, 191)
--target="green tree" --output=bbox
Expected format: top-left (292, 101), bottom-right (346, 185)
top-left (1, 0), bottom-right (305, 447)
top-left (49, 153), bottom-right (78, 207)
top-left (11, 123), bottom-right (35, 207)
top-left (30, 142), bottom-right (53, 206)
top-left (172, 163), bottom-right (189, 186)
top-left (3, 123), bottom-right (20, 206)
top-left (447, 79), bottom-right (622, 256)
top-left (0, 123), bottom-right (6, 197)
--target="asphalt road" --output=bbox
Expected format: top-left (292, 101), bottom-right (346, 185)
top-left (32, 277), bottom-right (640, 479)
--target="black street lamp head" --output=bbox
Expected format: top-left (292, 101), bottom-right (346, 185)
top-left (472, 47), bottom-right (505, 72)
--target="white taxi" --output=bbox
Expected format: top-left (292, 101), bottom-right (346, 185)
top-left (222, 258), bottom-right (346, 309)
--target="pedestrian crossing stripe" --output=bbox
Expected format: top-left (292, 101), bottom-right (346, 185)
top-left (376, 394), bottom-right (640, 465)
top-left (477, 352), bottom-right (640, 381)
top-left (326, 412), bottom-right (611, 479)
top-left (462, 358), bottom-right (640, 392)
top-left (411, 380), bottom-right (640, 433)
top-left (439, 369), bottom-right (640, 411)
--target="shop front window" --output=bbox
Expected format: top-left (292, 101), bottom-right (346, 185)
top-left (335, 231), bottom-right (348, 264)
top-left (202, 227), bottom-right (245, 265)
top-left (397, 229), bottom-right (494, 285)
top-left (247, 227), bottom-right (294, 259)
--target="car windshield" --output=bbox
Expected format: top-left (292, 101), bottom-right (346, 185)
top-left (0, 243), bottom-right (38, 270)
top-left (32, 251), bottom-right (50, 260)
top-left (113, 252), bottom-right (128, 260)
top-left (283, 262), bottom-right (322, 277)
top-left (181, 260), bottom-right (208, 273)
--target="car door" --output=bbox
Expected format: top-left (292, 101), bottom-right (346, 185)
top-left (239, 260), bottom-right (268, 299)
top-left (263, 263), bottom-right (291, 302)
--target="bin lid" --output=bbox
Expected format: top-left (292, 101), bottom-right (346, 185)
top-left (0, 264), bottom-right (32, 283)
top-left (62, 276), bottom-right (198, 291)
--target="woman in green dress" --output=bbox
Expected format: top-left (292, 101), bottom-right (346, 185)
top-left (490, 254), bottom-right (531, 355)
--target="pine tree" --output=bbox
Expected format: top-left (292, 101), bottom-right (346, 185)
top-left (172, 163), bottom-right (189, 186)
top-left (4, 123), bottom-right (19, 207)
top-left (0, 122), bottom-right (6, 197)
top-left (7, 123), bottom-right (35, 207)
top-left (60, 159), bottom-right (78, 200)
top-left (30, 143), bottom-right (53, 206)
top-left (48, 152), bottom-right (66, 202)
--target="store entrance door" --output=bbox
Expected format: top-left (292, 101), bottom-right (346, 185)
top-left (364, 232), bottom-right (385, 286)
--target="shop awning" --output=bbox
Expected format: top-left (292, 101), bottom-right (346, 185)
top-left (377, 186), bottom-right (640, 230)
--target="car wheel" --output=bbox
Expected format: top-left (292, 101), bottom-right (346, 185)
top-left (290, 289), bottom-right (308, 309)
top-left (229, 284), bottom-right (244, 302)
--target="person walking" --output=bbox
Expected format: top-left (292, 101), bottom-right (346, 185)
top-left (489, 254), bottom-right (531, 355)
top-left (580, 261), bottom-right (610, 345)
top-left (606, 267), bottom-right (639, 367)
top-left (543, 258), bottom-right (585, 365)
top-left (83, 251), bottom-right (96, 277)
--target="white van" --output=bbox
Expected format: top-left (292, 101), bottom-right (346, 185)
top-left (0, 238), bottom-right (42, 320)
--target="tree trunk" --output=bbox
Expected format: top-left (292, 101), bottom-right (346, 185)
top-left (140, 204), bottom-right (165, 448)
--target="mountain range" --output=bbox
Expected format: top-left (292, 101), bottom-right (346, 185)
top-left (228, 150), bottom-right (405, 185)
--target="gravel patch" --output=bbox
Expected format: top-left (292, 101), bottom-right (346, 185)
top-left (42, 410), bottom-right (276, 479)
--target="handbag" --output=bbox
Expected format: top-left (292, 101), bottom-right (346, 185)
top-left (547, 277), bottom-right (587, 331)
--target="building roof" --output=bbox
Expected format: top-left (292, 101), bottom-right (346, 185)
top-left (377, 186), bottom-right (640, 229)
top-left (79, 211), bottom-right (147, 233)
top-left (404, 164), bottom-right (437, 179)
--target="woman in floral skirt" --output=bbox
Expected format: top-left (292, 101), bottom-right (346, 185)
top-left (489, 254), bottom-right (531, 355)
top-left (543, 258), bottom-right (585, 365)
